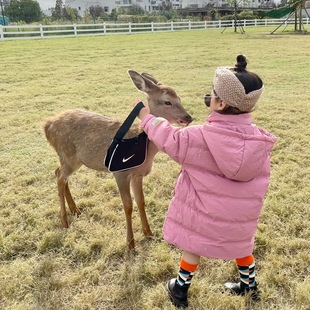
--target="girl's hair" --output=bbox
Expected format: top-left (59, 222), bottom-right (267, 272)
top-left (219, 54), bottom-right (263, 115)
top-left (234, 55), bottom-right (263, 94)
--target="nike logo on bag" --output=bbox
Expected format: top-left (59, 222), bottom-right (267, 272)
top-left (122, 154), bottom-right (135, 162)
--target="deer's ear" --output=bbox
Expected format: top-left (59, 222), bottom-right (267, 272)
top-left (141, 73), bottom-right (158, 84)
top-left (128, 70), bottom-right (158, 94)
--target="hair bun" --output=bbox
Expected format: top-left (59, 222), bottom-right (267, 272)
top-left (235, 54), bottom-right (247, 71)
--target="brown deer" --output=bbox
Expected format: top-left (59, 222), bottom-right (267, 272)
top-left (44, 70), bottom-right (192, 249)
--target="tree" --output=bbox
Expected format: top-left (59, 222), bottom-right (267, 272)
top-left (51, 0), bottom-right (80, 21)
top-left (4, 0), bottom-right (42, 23)
top-left (226, 0), bottom-right (249, 32)
top-left (110, 8), bottom-right (119, 21)
top-left (116, 4), bottom-right (145, 16)
top-left (127, 4), bottom-right (145, 15)
top-left (62, 6), bottom-right (80, 21)
top-left (89, 5), bottom-right (104, 23)
top-left (157, 0), bottom-right (179, 20)
top-left (52, 0), bottom-right (63, 20)
top-left (160, 0), bottom-right (173, 11)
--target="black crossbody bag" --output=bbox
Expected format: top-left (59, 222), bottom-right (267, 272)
top-left (104, 102), bottom-right (148, 172)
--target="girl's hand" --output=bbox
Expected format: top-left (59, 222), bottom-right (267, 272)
top-left (132, 99), bottom-right (150, 120)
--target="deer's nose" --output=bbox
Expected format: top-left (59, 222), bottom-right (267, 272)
top-left (185, 114), bottom-right (193, 124)
top-left (178, 114), bottom-right (193, 126)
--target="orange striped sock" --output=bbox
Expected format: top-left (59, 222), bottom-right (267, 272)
top-left (236, 255), bottom-right (254, 266)
top-left (235, 255), bottom-right (256, 287)
top-left (180, 259), bottom-right (198, 273)
top-left (177, 259), bottom-right (198, 287)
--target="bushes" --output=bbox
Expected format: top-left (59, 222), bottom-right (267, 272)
top-left (221, 11), bottom-right (258, 20)
top-left (117, 14), bottom-right (168, 23)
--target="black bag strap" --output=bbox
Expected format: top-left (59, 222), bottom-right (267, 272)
top-left (115, 101), bottom-right (145, 141)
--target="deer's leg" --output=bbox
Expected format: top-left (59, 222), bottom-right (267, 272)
top-left (114, 173), bottom-right (135, 249)
top-left (55, 160), bottom-right (81, 227)
top-left (55, 167), bottom-right (69, 228)
top-left (131, 175), bottom-right (153, 238)
top-left (64, 182), bottom-right (81, 217)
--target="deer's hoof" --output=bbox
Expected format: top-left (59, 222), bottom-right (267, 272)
top-left (74, 209), bottom-right (81, 217)
top-left (143, 230), bottom-right (154, 239)
top-left (61, 220), bottom-right (69, 229)
top-left (127, 239), bottom-right (135, 250)
top-left (147, 234), bottom-right (155, 240)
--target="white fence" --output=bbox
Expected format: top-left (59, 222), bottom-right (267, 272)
top-left (0, 18), bottom-right (309, 41)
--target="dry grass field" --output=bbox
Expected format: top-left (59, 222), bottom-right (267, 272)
top-left (1, 27), bottom-right (310, 309)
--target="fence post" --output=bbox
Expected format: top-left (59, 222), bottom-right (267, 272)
top-left (129, 22), bottom-right (131, 34)
top-left (40, 24), bottom-right (44, 38)
top-left (0, 25), bottom-right (3, 41)
top-left (73, 24), bottom-right (77, 37)
top-left (151, 22), bottom-right (154, 32)
top-left (189, 20), bottom-right (191, 30)
top-left (171, 21), bottom-right (173, 31)
top-left (103, 22), bottom-right (106, 34)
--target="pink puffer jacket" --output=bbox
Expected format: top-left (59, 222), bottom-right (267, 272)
top-left (140, 111), bottom-right (277, 259)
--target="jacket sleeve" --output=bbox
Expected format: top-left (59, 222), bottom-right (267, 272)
top-left (140, 114), bottom-right (189, 165)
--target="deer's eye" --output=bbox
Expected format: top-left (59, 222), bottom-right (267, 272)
top-left (164, 101), bottom-right (172, 106)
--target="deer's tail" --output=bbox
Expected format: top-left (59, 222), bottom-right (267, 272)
top-left (44, 120), bottom-right (53, 142)
top-left (43, 119), bottom-right (59, 152)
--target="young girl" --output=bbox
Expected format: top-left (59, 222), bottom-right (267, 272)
top-left (133, 55), bottom-right (277, 308)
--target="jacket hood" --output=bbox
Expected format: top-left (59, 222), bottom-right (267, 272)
top-left (204, 112), bottom-right (277, 182)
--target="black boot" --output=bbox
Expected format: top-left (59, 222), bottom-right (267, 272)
top-left (223, 281), bottom-right (260, 300)
top-left (166, 278), bottom-right (189, 308)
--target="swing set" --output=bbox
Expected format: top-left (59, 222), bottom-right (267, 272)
top-left (258, 0), bottom-right (310, 34)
